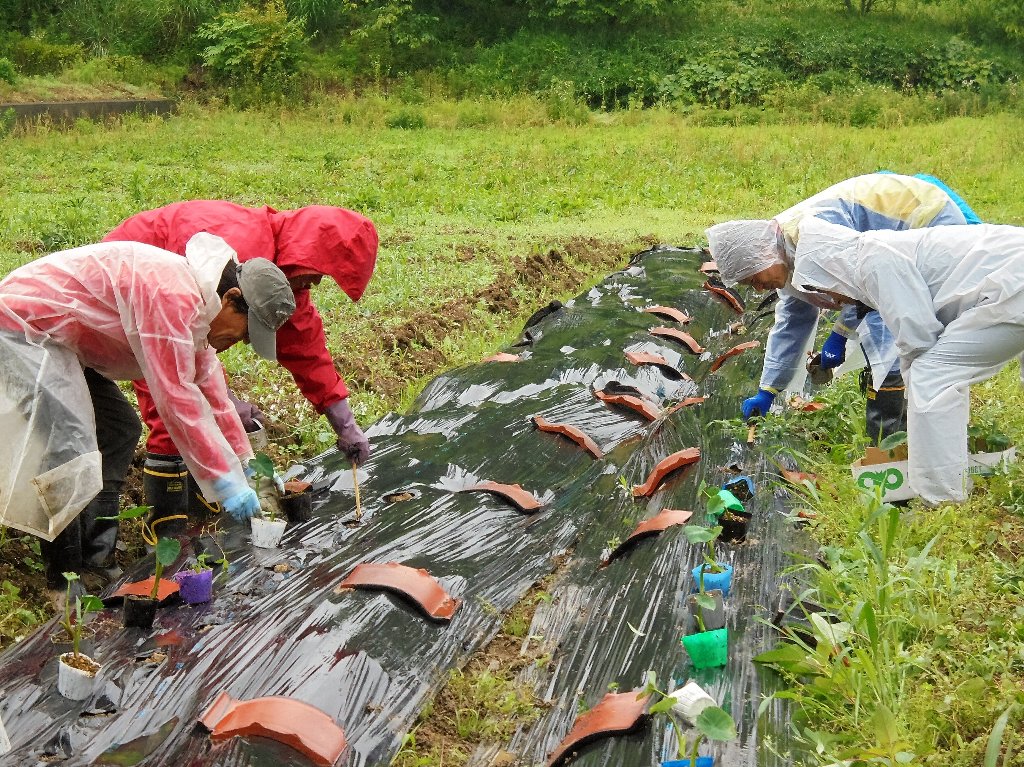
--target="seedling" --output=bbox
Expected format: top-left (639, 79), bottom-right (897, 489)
top-left (58, 572), bottom-right (103, 659)
top-left (642, 672), bottom-right (738, 763)
top-left (248, 452), bottom-right (280, 522)
top-left (191, 553), bottom-right (214, 573)
top-left (99, 506), bottom-right (182, 599)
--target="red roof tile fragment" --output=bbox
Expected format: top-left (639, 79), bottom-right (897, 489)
top-left (703, 280), bottom-right (745, 314)
top-left (602, 508), bottom-right (694, 566)
top-left (200, 691), bottom-right (347, 766)
top-left (709, 340), bottom-right (761, 372)
top-left (483, 352), bottom-right (521, 363)
top-left (663, 397), bottom-right (706, 416)
top-left (649, 326), bottom-right (705, 354)
top-left (632, 448), bottom-right (702, 497)
top-left (642, 305), bottom-right (690, 324)
top-left (112, 577), bottom-right (179, 602)
top-left (336, 562), bottom-right (461, 621)
top-left (780, 468), bottom-right (819, 488)
top-left (462, 481), bottom-right (543, 512)
top-left (594, 389), bottom-right (660, 422)
top-left (283, 480), bottom-right (312, 494)
top-left (545, 691), bottom-right (650, 767)
top-left (624, 351), bottom-right (689, 381)
top-left (532, 415), bottom-right (603, 459)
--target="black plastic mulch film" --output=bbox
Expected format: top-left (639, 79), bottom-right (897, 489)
top-left (0, 246), bottom-right (811, 766)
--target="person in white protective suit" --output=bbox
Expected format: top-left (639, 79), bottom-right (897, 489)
top-left (790, 218), bottom-right (1024, 503)
top-left (705, 172), bottom-right (979, 444)
top-left (0, 233), bottom-right (295, 592)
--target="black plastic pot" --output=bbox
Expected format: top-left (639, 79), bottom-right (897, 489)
top-left (280, 491), bottom-right (312, 524)
top-left (685, 588), bottom-right (725, 633)
top-left (123, 595), bottom-right (158, 629)
top-left (719, 510), bottom-right (752, 543)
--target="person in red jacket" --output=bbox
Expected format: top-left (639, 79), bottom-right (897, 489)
top-left (104, 202), bottom-right (378, 526)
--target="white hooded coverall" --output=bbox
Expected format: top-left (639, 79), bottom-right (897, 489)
top-left (791, 219), bottom-right (1024, 503)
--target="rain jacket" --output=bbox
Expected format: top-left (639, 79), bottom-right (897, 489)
top-left (0, 237), bottom-right (252, 540)
top-left (792, 219), bottom-right (1024, 502)
top-left (105, 201), bottom-right (378, 454)
top-left (761, 173), bottom-right (969, 393)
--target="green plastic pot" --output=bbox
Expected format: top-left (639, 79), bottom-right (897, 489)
top-left (681, 627), bottom-right (728, 669)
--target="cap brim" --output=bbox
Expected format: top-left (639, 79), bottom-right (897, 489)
top-left (248, 313), bottom-right (278, 362)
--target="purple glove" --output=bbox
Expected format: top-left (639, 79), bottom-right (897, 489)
top-left (226, 389), bottom-right (266, 433)
top-left (324, 399), bottom-right (371, 466)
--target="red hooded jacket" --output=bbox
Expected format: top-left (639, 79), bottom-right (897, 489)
top-left (105, 201), bottom-right (378, 455)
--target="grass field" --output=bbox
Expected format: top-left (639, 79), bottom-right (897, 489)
top-left (2, 97), bottom-right (1024, 764)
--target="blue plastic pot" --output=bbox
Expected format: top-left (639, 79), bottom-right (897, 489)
top-left (661, 757), bottom-right (714, 767)
top-left (691, 563), bottom-right (733, 597)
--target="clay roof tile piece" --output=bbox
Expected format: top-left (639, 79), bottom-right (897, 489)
top-left (632, 448), bottom-right (702, 497)
top-left (336, 562), bottom-right (461, 622)
top-left (703, 280), bottom-right (746, 314)
top-left (200, 691), bottom-right (347, 766)
top-left (545, 691), bottom-right (650, 767)
top-left (601, 508), bottom-right (694, 566)
top-left (594, 388), bottom-right (661, 422)
top-left (462, 481), bottom-right (544, 513)
top-left (709, 340), bottom-right (761, 372)
top-left (648, 326), bottom-right (705, 354)
top-left (642, 305), bottom-right (691, 324)
top-left (623, 350), bottom-right (689, 381)
top-left (532, 415), bottom-right (603, 459)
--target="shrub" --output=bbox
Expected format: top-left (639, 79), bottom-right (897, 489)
top-left (0, 55), bottom-right (16, 85)
top-left (8, 36), bottom-right (83, 76)
top-left (197, 0), bottom-right (307, 93)
top-left (384, 106), bottom-right (426, 128)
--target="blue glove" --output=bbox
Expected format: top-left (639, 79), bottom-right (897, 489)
top-left (742, 389), bottom-right (776, 420)
top-left (818, 331), bottom-right (848, 370)
top-left (213, 476), bottom-right (260, 521)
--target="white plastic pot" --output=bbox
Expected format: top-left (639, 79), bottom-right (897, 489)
top-left (250, 517), bottom-right (287, 548)
top-left (668, 680), bottom-right (716, 723)
top-left (57, 652), bottom-right (100, 700)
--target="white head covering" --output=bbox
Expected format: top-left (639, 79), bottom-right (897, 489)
top-left (705, 219), bottom-right (785, 286)
top-left (790, 218), bottom-right (871, 305)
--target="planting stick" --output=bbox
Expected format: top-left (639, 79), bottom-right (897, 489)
top-left (352, 461), bottom-right (362, 521)
top-left (746, 423), bottom-right (756, 444)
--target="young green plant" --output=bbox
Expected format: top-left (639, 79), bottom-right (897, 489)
top-left (99, 506), bottom-right (182, 600)
top-left (59, 572), bottom-right (103, 659)
top-left (248, 452), bottom-right (282, 522)
top-left (642, 672), bottom-right (738, 762)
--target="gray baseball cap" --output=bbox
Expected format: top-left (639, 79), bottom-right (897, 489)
top-left (237, 258), bottom-right (296, 362)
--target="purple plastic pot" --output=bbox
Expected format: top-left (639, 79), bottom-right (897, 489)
top-left (173, 568), bottom-right (214, 605)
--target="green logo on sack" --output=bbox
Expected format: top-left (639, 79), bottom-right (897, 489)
top-left (857, 467), bottom-right (904, 493)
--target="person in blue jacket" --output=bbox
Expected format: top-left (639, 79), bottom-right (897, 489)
top-left (706, 172), bottom-right (980, 443)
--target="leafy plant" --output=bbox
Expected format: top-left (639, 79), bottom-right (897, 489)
top-left (197, 0), bottom-right (306, 93)
top-left (98, 506), bottom-right (182, 600)
top-left (59, 572), bottom-right (103, 659)
top-left (642, 671), bottom-right (738, 761)
top-left (248, 451), bottom-right (282, 521)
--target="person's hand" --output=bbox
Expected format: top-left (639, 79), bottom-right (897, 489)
top-left (817, 331), bottom-right (848, 370)
top-left (222, 487), bottom-right (260, 521)
top-left (324, 399), bottom-right (371, 466)
top-left (742, 389), bottom-right (776, 420)
top-left (226, 388), bottom-right (266, 432)
top-left (212, 476), bottom-right (260, 521)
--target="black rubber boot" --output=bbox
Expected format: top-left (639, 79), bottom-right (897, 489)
top-left (865, 368), bottom-right (908, 445)
top-left (40, 522), bottom-right (83, 590)
top-left (143, 453), bottom-right (190, 536)
top-left (82, 490), bottom-right (120, 569)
